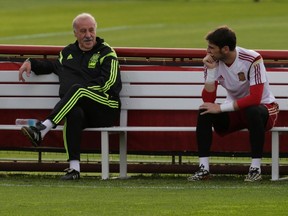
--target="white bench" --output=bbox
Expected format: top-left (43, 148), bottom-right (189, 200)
top-left (0, 68), bottom-right (287, 181)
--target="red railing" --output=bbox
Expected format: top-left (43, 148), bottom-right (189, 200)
top-left (1, 44), bottom-right (288, 60)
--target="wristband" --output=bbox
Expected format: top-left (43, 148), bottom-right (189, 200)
top-left (220, 102), bottom-right (235, 112)
top-left (206, 68), bottom-right (217, 83)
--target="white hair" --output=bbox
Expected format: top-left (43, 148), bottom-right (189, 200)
top-left (72, 13), bottom-right (97, 32)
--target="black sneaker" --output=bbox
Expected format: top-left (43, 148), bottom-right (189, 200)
top-left (60, 168), bottom-right (80, 180)
top-left (187, 164), bottom-right (210, 181)
top-left (244, 167), bottom-right (262, 182)
top-left (21, 122), bottom-right (46, 147)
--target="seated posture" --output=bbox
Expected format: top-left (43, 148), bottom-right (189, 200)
top-left (18, 13), bottom-right (122, 180)
top-left (188, 26), bottom-right (279, 182)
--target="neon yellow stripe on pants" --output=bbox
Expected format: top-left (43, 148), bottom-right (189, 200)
top-left (52, 88), bottom-right (119, 124)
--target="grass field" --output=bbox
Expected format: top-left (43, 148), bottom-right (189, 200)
top-left (1, 1), bottom-right (288, 215)
top-left (1, 173), bottom-right (288, 216)
top-left (0, 0), bottom-right (288, 49)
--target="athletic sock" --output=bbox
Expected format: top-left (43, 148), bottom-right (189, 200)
top-left (69, 160), bottom-right (80, 172)
top-left (199, 157), bottom-right (209, 171)
top-left (251, 158), bottom-right (261, 172)
top-left (40, 119), bottom-right (54, 138)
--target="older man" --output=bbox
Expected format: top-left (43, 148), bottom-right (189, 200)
top-left (19, 13), bottom-right (122, 180)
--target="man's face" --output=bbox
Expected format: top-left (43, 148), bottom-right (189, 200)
top-left (74, 18), bottom-right (96, 51)
top-left (206, 42), bottom-right (226, 61)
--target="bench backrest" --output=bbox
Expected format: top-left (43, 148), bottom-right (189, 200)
top-left (1, 67), bottom-right (288, 154)
top-left (1, 68), bottom-right (288, 111)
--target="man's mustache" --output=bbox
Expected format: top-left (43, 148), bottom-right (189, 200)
top-left (83, 38), bottom-right (93, 42)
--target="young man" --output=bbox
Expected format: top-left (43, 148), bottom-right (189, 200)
top-left (188, 26), bottom-right (279, 182)
top-left (19, 13), bottom-right (122, 180)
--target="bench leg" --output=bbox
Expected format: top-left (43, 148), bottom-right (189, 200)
top-left (271, 131), bottom-right (279, 181)
top-left (119, 132), bottom-right (127, 179)
top-left (101, 131), bottom-right (109, 180)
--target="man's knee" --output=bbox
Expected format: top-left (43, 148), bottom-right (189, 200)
top-left (245, 106), bottom-right (267, 120)
top-left (245, 106), bottom-right (269, 129)
top-left (67, 106), bottom-right (85, 122)
top-left (197, 109), bottom-right (214, 122)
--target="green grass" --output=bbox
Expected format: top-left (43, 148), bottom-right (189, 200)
top-left (1, 173), bottom-right (288, 216)
top-left (0, 0), bottom-right (288, 49)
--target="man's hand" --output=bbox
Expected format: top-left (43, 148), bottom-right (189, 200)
top-left (19, 60), bottom-right (31, 82)
top-left (199, 102), bottom-right (221, 115)
top-left (203, 54), bottom-right (218, 69)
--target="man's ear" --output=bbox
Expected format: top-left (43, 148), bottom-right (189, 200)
top-left (222, 45), bottom-right (230, 54)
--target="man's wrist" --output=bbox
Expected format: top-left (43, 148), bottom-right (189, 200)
top-left (206, 68), bottom-right (217, 83)
top-left (220, 102), bottom-right (235, 112)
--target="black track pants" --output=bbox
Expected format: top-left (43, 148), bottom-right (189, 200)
top-left (47, 84), bottom-right (120, 161)
top-left (196, 105), bottom-right (269, 158)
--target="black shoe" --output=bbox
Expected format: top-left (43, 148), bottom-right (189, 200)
top-left (21, 122), bottom-right (45, 147)
top-left (60, 168), bottom-right (80, 180)
top-left (187, 164), bottom-right (210, 181)
top-left (244, 167), bottom-right (262, 182)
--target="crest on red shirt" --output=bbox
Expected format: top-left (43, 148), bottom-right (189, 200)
top-left (237, 72), bottom-right (246, 81)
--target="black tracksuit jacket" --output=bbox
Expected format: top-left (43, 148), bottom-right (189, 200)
top-left (30, 37), bottom-right (122, 100)
top-left (29, 37), bottom-right (122, 127)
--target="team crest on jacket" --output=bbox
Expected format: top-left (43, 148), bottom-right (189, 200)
top-left (88, 52), bottom-right (100, 68)
top-left (237, 72), bottom-right (246, 81)
top-left (67, 54), bottom-right (73, 60)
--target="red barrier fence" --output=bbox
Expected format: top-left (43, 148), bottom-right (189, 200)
top-left (1, 44), bottom-right (288, 60)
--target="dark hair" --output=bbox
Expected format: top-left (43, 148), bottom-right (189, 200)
top-left (205, 26), bottom-right (236, 51)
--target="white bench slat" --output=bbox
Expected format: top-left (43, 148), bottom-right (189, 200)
top-left (122, 85), bottom-right (288, 97)
top-left (0, 84), bottom-right (59, 96)
top-left (0, 71), bottom-right (59, 82)
top-left (2, 70), bottom-right (288, 84)
top-left (0, 70), bottom-right (205, 83)
top-left (267, 71), bottom-right (288, 83)
top-left (121, 71), bottom-right (288, 84)
top-left (0, 83), bottom-right (287, 98)
top-left (121, 70), bottom-right (205, 83)
top-left (121, 98), bottom-right (214, 110)
top-left (277, 99), bottom-right (288, 110)
top-left (0, 97), bottom-right (287, 111)
top-left (121, 98), bottom-right (288, 110)
top-left (0, 97), bottom-right (206, 110)
top-left (269, 85), bottom-right (288, 97)
top-left (121, 84), bottom-right (203, 97)
top-left (0, 98), bottom-right (59, 109)
top-left (122, 84), bottom-right (223, 97)
top-left (0, 83), bottom-right (210, 97)
top-left (121, 84), bottom-right (288, 98)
